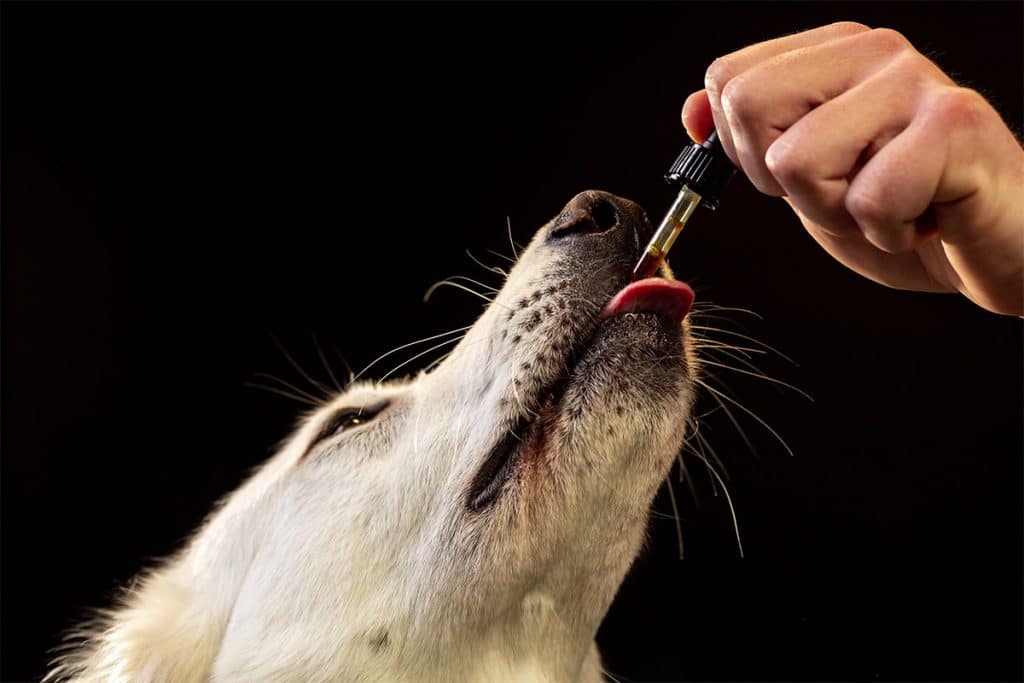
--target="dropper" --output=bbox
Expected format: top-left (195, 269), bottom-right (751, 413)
top-left (632, 130), bottom-right (737, 280)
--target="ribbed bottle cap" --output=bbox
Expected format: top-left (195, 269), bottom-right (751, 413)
top-left (664, 130), bottom-right (736, 211)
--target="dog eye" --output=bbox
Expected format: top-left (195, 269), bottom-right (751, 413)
top-left (330, 412), bottom-right (365, 434)
top-left (306, 402), bottom-right (388, 456)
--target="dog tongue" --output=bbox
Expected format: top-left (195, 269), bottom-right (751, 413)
top-left (599, 278), bottom-right (695, 323)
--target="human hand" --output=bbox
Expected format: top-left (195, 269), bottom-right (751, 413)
top-left (682, 22), bottom-right (1024, 316)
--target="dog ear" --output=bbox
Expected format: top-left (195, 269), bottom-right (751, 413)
top-left (47, 565), bottom-right (227, 682)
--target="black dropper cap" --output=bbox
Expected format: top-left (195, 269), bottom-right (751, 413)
top-left (664, 129), bottom-right (736, 211)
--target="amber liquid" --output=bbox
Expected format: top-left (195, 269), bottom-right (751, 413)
top-left (632, 245), bottom-right (667, 280)
top-left (631, 186), bottom-right (701, 281)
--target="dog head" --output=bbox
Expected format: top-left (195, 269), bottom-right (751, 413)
top-left (53, 191), bottom-right (700, 683)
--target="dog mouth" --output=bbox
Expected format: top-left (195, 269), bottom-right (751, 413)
top-left (598, 277), bottom-right (694, 323)
top-left (466, 276), bottom-right (695, 511)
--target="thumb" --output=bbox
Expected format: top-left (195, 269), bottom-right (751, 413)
top-left (681, 90), bottom-right (714, 143)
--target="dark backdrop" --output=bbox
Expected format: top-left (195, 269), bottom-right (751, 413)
top-left (3, 2), bottom-right (1021, 682)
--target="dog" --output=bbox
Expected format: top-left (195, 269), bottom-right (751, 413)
top-left (47, 190), bottom-right (700, 682)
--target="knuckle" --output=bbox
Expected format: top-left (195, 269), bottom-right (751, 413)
top-left (926, 87), bottom-right (988, 128)
top-left (865, 228), bottom-right (912, 254)
top-left (705, 56), bottom-right (733, 96)
top-left (864, 27), bottom-right (913, 54)
top-left (830, 21), bottom-right (871, 36)
top-left (845, 185), bottom-right (890, 227)
top-left (764, 138), bottom-right (812, 185)
top-left (719, 77), bottom-right (753, 120)
top-left (887, 47), bottom-right (932, 79)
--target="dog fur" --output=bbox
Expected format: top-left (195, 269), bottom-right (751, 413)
top-left (46, 191), bottom-right (699, 683)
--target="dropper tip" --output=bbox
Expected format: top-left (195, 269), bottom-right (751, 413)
top-left (631, 249), bottom-right (662, 281)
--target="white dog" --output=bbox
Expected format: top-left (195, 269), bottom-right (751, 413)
top-left (47, 190), bottom-right (700, 683)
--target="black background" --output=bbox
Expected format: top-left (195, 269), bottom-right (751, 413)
top-left (3, 2), bottom-right (1022, 682)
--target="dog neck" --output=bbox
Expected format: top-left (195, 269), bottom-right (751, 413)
top-left (418, 597), bottom-right (606, 683)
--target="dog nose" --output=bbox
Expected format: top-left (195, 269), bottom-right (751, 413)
top-left (548, 191), bottom-right (653, 245)
top-left (549, 191), bottom-right (621, 239)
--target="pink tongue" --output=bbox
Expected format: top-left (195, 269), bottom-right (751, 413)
top-left (599, 278), bottom-right (695, 323)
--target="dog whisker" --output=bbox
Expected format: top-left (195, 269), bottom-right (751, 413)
top-left (245, 381), bottom-right (322, 407)
top-left (691, 339), bottom-right (766, 359)
top-left (696, 376), bottom-right (795, 458)
top-left (601, 666), bottom-right (625, 683)
top-left (270, 335), bottom-right (333, 398)
top-left (353, 325), bottom-right (472, 382)
top-left (465, 249), bottom-right (509, 279)
top-left (690, 303), bottom-right (764, 320)
top-left (679, 446), bottom-right (704, 505)
top-left (693, 370), bottom-right (760, 460)
top-left (506, 216), bottom-right (523, 258)
top-left (376, 335), bottom-right (466, 384)
top-left (444, 274), bottom-right (500, 293)
top-left (424, 280), bottom-right (514, 310)
top-left (423, 350), bottom-right (454, 374)
top-left (698, 358), bottom-right (814, 402)
top-left (312, 334), bottom-right (344, 393)
top-left (251, 371), bottom-right (327, 404)
top-left (689, 323), bottom-right (799, 366)
top-left (693, 337), bottom-right (756, 354)
top-left (688, 450), bottom-right (744, 558)
top-left (325, 342), bottom-right (357, 384)
top-left (486, 248), bottom-right (517, 265)
top-left (677, 449), bottom-right (700, 503)
top-left (682, 412), bottom-right (729, 484)
top-left (694, 428), bottom-right (729, 485)
top-left (695, 345), bottom-right (772, 379)
top-left (663, 470), bottom-right (686, 560)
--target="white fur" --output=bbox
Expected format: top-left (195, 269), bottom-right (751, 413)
top-left (47, 192), bottom-right (698, 683)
